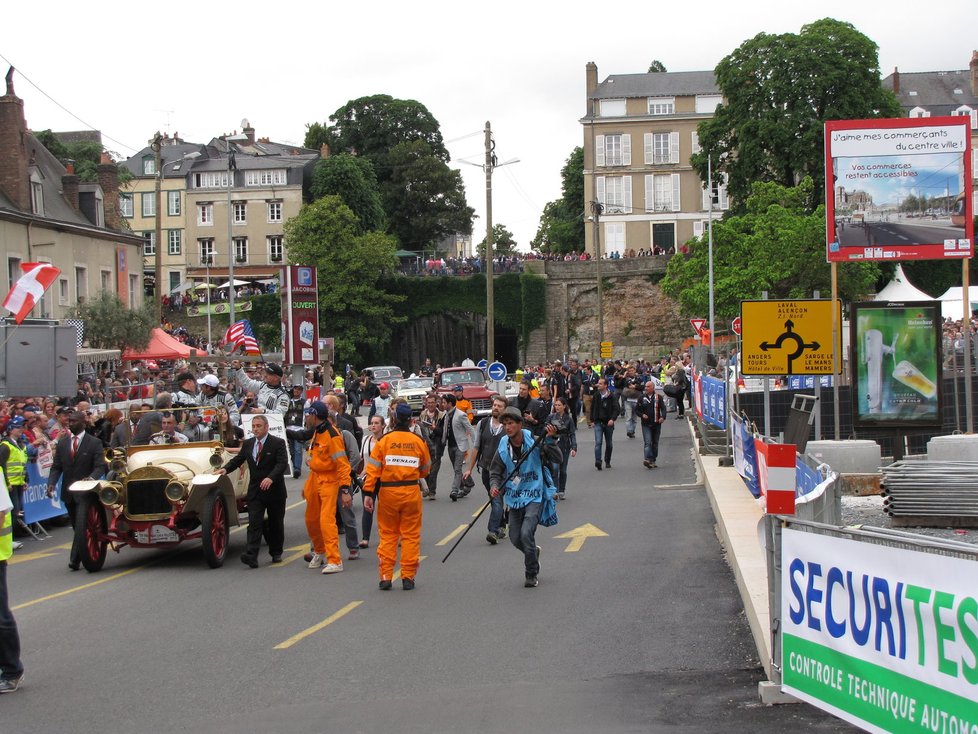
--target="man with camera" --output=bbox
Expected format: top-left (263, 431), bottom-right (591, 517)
top-left (236, 363), bottom-right (290, 416)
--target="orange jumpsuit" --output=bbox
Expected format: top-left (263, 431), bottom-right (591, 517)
top-left (364, 428), bottom-right (431, 581)
top-left (456, 397), bottom-right (475, 423)
top-left (303, 421), bottom-right (352, 566)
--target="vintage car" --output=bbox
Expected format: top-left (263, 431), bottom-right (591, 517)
top-left (69, 409), bottom-right (249, 572)
top-left (394, 376), bottom-right (433, 414)
top-left (433, 366), bottom-right (495, 422)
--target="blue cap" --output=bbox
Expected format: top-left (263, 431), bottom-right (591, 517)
top-left (394, 403), bottom-right (413, 420)
top-left (8, 416), bottom-right (25, 428)
top-left (304, 401), bottom-right (329, 418)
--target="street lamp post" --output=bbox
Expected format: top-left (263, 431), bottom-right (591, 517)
top-left (224, 133), bottom-right (249, 326)
top-left (202, 254), bottom-right (213, 349)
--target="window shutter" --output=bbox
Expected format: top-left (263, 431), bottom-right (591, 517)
top-left (669, 132), bottom-right (680, 164)
top-left (644, 133), bottom-right (653, 165)
top-left (702, 185), bottom-right (711, 211)
top-left (645, 175), bottom-right (654, 213)
top-left (691, 131), bottom-right (700, 155)
top-left (595, 135), bottom-right (605, 167)
top-left (622, 134), bottom-right (631, 166)
top-left (693, 221), bottom-right (704, 238)
top-left (718, 176), bottom-right (729, 210)
top-left (622, 176), bottom-right (632, 213)
top-left (596, 176), bottom-right (606, 206)
top-left (671, 173), bottom-right (681, 212)
top-left (971, 109), bottom-right (977, 129)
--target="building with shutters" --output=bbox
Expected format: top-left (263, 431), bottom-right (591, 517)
top-left (581, 62), bottom-right (727, 256)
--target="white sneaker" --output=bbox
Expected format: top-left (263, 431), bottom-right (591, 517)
top-left (321, 562), bottom-right (344, 574)
top-left (12, 541), bottom-right (24, 551)
top-left (307, 552), bottom-right (324, 569)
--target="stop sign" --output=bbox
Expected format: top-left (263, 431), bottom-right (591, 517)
top-left (732, 316), bottom-right (742, 336)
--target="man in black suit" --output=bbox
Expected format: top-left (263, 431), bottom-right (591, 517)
top-left (214, 415), bottom-right (288, 567)
top-left (46, 411), bottom-right (108, 571)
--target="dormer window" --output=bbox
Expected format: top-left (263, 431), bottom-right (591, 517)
top-left (953, 105), bottom-right (977, 129)
top-left (599, 99), bottom-right (626, 117)
top-left (648, 97), bottom-right (675, 115)
top-left (29, 169), bottom-right (44, 215)
top-left (142, 156), bottom-right (156, 175)
top-left (909, 106), bottom-right (930, 118)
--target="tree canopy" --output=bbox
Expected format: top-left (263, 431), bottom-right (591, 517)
top-left (693, 18), bottom-right (901, 210)
top-left (661, 178), bottom-right (879, 320)
top-left (69, 291), bottom-right (154, 353)
top-left (647, 60), bottom-right (667, 73)
top-left (305, 95), bottom-right (472, 250)
top-left (284, 195), bottom-right (405, 364)
top-left (531, 147), bottom-right (585, 253)
top-left (34, 130), bottom-right (132, 184)
top-left (477, 223), bottom-right (517, 257)
top-left (309, 153), bottom-right (385, 233)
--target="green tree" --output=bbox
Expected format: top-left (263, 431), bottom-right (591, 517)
top-left (34, 130), bottom-right (132, 184)
top-left (305, 95), bottom-right (472, 249)
top-left (69, 291), bottom-right (154, 353)
top-left (694, 18), bottom-right (901, 210)
top-left (309, 153), bottom-right (385, 233)
top-left (284, 195), bottom-right (405, 363)
top-left (532, 147), bottom-right (585, 253)
top-left (477, 224), bottom-right (518, 257)
top-left (662, 178), bottom-right (879, 319)
top-left (647, 60), bottom-right (667, 73)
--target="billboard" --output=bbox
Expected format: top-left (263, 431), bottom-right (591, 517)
top-left (825, 117), bottom-right (973, 262)
top-left (281, 265), bottom-right (320, 365)
top-left (850, 301), bottom-right (942, 428)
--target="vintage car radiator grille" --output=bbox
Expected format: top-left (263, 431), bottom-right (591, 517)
top-left (125, 479), bottom-right (171, 515)
top-left (471, 398), bottom-right (492, 412)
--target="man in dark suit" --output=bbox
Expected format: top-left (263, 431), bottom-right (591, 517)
top-left (46, 411), bottom-right (108, 571)
top-left (214, 415), bottom-right (288, 567)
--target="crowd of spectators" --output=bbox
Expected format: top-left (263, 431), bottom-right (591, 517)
top-left (161, 281), bottom-right (277, 313)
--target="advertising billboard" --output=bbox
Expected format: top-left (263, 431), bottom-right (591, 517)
top-left (850, 301), bottom-right (942, 428)
top-left (825, 117), bottom-right (973, 262)
top-left (281, 265), bottom-right (320, 365)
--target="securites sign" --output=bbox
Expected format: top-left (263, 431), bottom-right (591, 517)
top-left (782, 528), bottom-right (978, 733)
top-left (281, 265), bottom-right (320, 365)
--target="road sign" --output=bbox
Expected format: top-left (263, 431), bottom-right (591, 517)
top-left (487, 361), bottom-right (507, 381)
top-left (477, 359), bottom-right (488, 370)
top-left (731, 316), bottom-right (741, 336)
top-left (600, 340), bottom-right (613, 359)
top-left (690, 318), bottom-right (706, 337)
top-left (740, 299), bottom-right (841, 375)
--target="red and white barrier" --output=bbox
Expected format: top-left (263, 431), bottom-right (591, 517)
top-left (753, 440), bottom-right (796, 514)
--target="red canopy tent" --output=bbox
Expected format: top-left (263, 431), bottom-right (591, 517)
top-left (122, 328), bottom-right (204, 361)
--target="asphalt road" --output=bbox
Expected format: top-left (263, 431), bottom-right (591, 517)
top-left (837, 218), bottom-right (963, 248)
top-left (3, 414), bottom-right (856, 733)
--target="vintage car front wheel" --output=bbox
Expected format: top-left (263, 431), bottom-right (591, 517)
top-left (75, 496), bottom-right (107, 572)
top-left (201, 490), bottom-right (229, 568)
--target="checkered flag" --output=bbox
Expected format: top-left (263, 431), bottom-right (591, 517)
top-left (65, 318), bottom-right (85, 347)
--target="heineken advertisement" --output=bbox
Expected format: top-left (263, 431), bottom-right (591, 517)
top-left (186, 300), bottom-right (252, 317)
top-left (782, 529), bottom-right (978, 733)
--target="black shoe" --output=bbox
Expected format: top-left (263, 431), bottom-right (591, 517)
top-left (676, 415), bottom-right (684, 419)
top-left (449, 491), bottom-right (459, 501)
top-left (271, 555), bottom-right (283, 563)
top-left (626, 432), bottom-right (634, 439)
top-left (240, 554), bottom-right (259, 568)
top-left (68, 561), bottom-right (80, 571)
top-left (402, 578), bottom-right (415, 591)
top-left (595, 461), bottom-right (602, 471)
top-left (486, 532), bottom-right (497, 545)
top-left (292, 470), bottom-right (300, 479)
top-left (379, 579), bottom-right (393, 591)
top-left (524, 575), bottom-right (538, 588)
top-left (0, 673), bottom-right (24, 694)
top-left (605, 461), bottom-right (611, 469)
top-left (643, 459), bottom-right (652, 469)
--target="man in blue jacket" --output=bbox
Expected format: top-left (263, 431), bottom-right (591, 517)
top-left (489, 408), bottom-right (559, 588)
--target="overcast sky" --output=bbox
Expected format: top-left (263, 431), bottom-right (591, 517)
top-left (2, 0), bottom-right (975, 249)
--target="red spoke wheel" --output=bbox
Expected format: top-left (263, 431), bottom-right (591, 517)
top-left (74, 495), bottom-right (107, 572)
top-left (201, 490), bottom-right (229, 568)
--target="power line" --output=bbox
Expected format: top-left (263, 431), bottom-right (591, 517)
top-left (0, 53), bottom-right (139, 154)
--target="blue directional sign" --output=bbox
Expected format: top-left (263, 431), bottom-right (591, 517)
top-left (487, 362), bottom-right (507, 381)
top-left (477, 359), bottom-right (488, 370)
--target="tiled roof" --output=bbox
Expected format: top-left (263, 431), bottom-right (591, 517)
top-left (882, 69), bottom-right (978, 113)
top-left (591, 70), bottom-right (719, 100)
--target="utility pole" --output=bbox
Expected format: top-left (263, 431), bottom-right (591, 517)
top-left (151, 132), bottom-right (163, 326)
top-left (591, 200), bottom-right (604, 344)
top-left (485, 121), bottom-right (495, 363)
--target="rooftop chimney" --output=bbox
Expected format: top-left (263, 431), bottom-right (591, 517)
top-left (0, 67), bottom-right (31, 213)
top-left (971, 51), bottom-right (978, 97)
top-left (892, 67), bottom-right (900, 94)
top-left (320, 142), bottom-right (330, 159)
top-left (97, 151), bottom-right (122, 230)
top-left (243, 118), bottom-right (255, 144)
top-left (586, 62), bottom-right (598, 116)
top-left (62, 164), bottom-right (79, 210)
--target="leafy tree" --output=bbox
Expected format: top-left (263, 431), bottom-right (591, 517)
top-left (69, 291), bottom-right (154, 353)
top-left (305, 95), bottom-right (472, 249)
top-left (34, 130), bottom-right (132, 184)
top-left (284, 195), bottom-right (405, 363)
top-left (531, 147), bottom-right (585, 253)
top-left (477, 224), bottom-right (518, 257)
top-left (662, 178), bottom-right (879, 319)
top-left (694, 18), bottom-right (901, 210)
top-left (647, 60), bottom-right (667, 73)
top-left (309, 153), bottom-right (385, 233)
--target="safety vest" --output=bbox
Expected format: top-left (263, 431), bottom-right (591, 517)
top-left (1, 440), bottom-right (26, 486)
top-left (363, 428), bottom-right (431, 496)
top-left (0, 485), bottom-right (12, 562)
top-left (334, 375), bottom-right (344, 389)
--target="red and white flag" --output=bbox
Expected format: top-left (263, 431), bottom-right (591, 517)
top-left (2, 262), bottom-right (61, 324)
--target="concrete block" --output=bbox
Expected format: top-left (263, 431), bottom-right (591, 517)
top-left (758, 680), bottom-right (799, 705)
top-left (806, 440), bottom-right (881, 473)
top-left (927, 434), bottom-right (978, 462)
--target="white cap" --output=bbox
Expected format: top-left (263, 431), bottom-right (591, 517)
top-left (197, 374), bottom-right (219, 388)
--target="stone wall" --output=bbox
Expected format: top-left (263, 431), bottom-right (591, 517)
top-left (524, 257), bottom-right (689, 364)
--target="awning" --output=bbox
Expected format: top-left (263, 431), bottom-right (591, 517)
top-left (122, 328), bottom-right (204, 361)
top-left (77, 348), bottom-right (121, 364)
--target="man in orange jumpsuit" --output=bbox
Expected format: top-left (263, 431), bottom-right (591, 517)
top-left (363, 403), bottom-right (431, 590)
top-left (286, 401), bottom-right (352, 575)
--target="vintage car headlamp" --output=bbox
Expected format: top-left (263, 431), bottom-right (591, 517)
top-left (106, 448), bottom-right (127, 473)
top-left (164, 481), bottom-right (188, 503)
top-left (99, 485), bottom-right (121, 506)
top-left (209, 450), bottom-right (224, 469)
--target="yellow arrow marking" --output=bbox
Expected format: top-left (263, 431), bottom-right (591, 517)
top-left (553, 523), bottom-right (609, 552)
top-left (435, 524), bottom-right (468, 547)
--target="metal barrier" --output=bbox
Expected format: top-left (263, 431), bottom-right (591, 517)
top-left (762, 515), bottom-right (978, 701)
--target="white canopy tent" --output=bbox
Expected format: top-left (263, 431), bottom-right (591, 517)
top-left (937, 286), bottom-right (978, 321)
top-left (874, 265), bottom-right (933, 302)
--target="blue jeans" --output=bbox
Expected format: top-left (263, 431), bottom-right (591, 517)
top-left (642, 421), bottom-right (662, 462)
top-left (481, 469), bottom-right (504, 534)
top-left (289, 438), bottom-right (305, 475)
top-left (625, 400), bottom-right (638, 434)
top-left (507, 501), bottom-right (541, 576)
top-left (0, 561), bottom-right (23, 680)
top-left (593, 422), bottom-right (614, 464)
